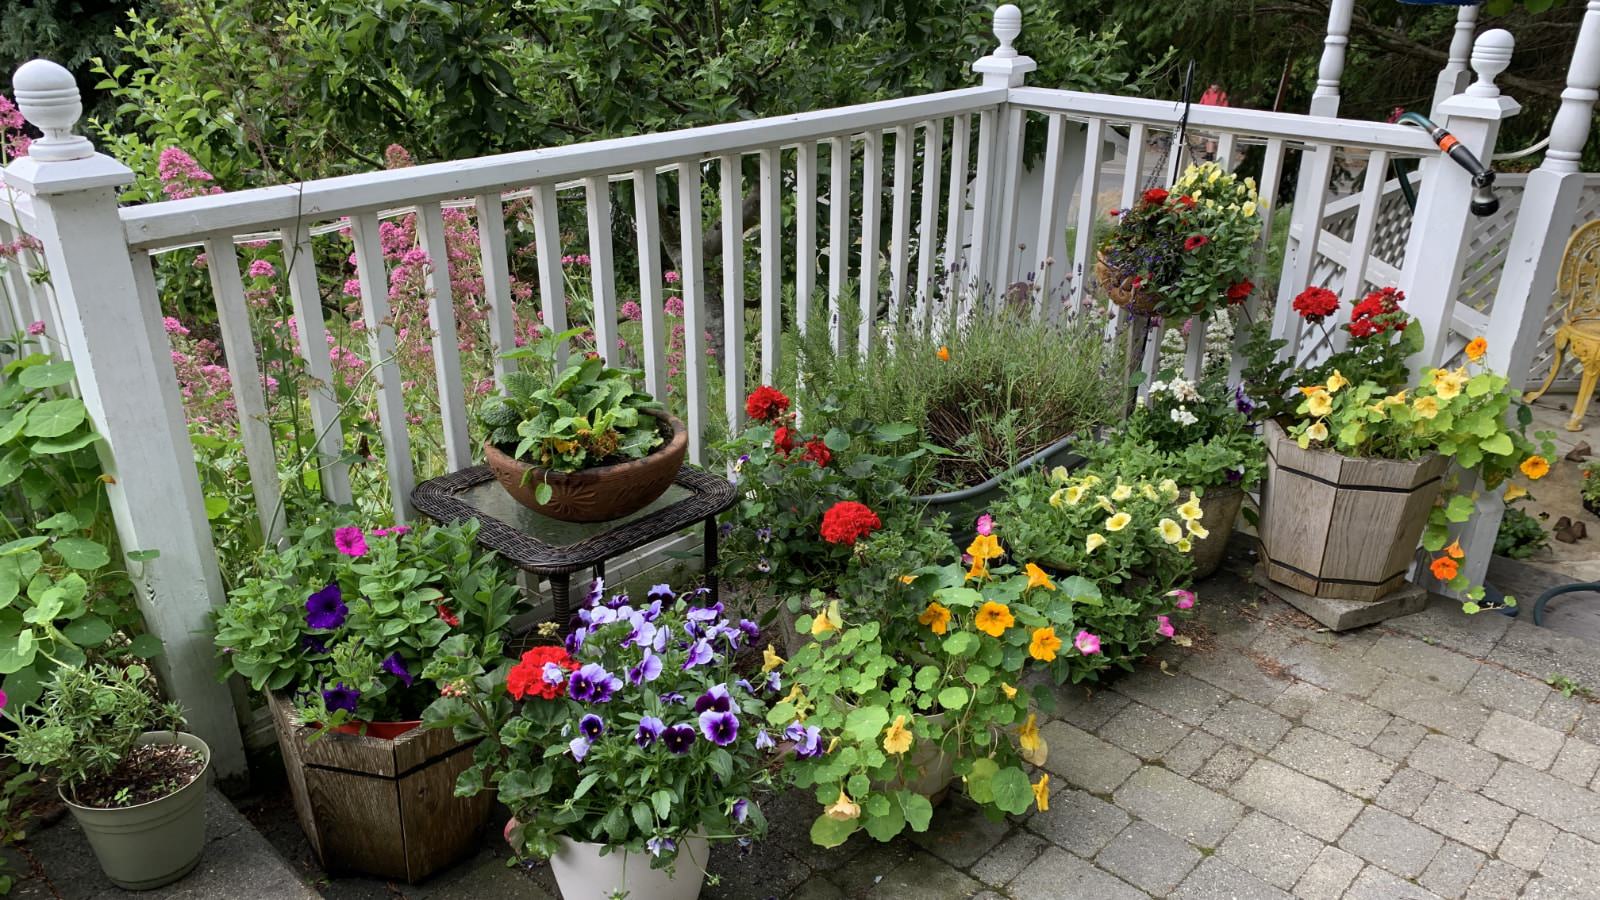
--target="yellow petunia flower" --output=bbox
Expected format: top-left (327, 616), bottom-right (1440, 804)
top-left (1024, 563), bottom-right (1057, 592)
top-left (1177, 537), bottom-right (1192, 553)
top-left (882, 715), bottom-right (913, 756)
top-left (1049, 465), bottom-right (1071, 484)
top-left (1141, 482), bottom-right (1160, 501)
top-left (1086, 533), bottom-right (1107, 554)
top-left (1063, 485), bottom-right (1085, 505)
top-left (918, 601), bottom-right (952, 635)
top-left (1029, 626), bottom-right (1063, 662)
top-left (1158, 518), bottom-right (1184, 544)
top-left (1111, 482), bottom-right (1133, 502)
top-left (1096, 495), bottom-right (1116, 513)
top-left (1177, 494), bottom-right (1203, 522)
top-left (1106, 512), bottom-right (1132, 532)
top-left (762, 644), bottom-right (785, 673)
top-left (1188, 520), bottom-right (1210, 540)
top-left (974, 601), bottom-right (1014, 637)
top-left (1033, 774), bottom-right (1051, 812)
top-left (1159, 479), bottom-right (1179, 501)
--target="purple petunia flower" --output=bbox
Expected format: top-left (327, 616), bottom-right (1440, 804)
top-left (1225, 468), bottom-right (1243, 484)
top-left (699, 709), bottom-right (739, 746)
top-left (381, 653), bottom-right (414, 688)
top-left (647, 584), bottom-right (675, 604)
top-left (694, 684), bottom-right (732, 714)
top-left (628, 652), bottom-right (664, 685)
top-left (305, 584), bottom-right (347, 630)
top-left (682, 640), bottom-right (714, 670)
top-left (301, 635), bottom-right (330, 655)
top-left (568, 663), bottom-right (622, 703)
top-left (732, 798), bottom-right (750, 824)
top-left (755, 728), bottom-right (775, 751)
top-left (322, 682), bottom-right (360, 713)
top-left (636, 715), bottom-right (665, 748)
top-left (579, 713), bottom-right (605, 740)
top-left (570, 736), bottom-right (591, 762)
top-left (663, 723), bottom-right (697, 755)
top-left (332, 526), bottom-right (368, 557)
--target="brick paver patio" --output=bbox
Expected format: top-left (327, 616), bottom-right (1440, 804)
top-left (288, 570), bottom-right (1600, 899)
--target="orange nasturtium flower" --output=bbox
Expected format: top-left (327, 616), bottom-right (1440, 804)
top-left (1024, 563), bottom-right (1056, 592)
top-left (918, 601), bottom-right (952, 635)
top-left (1430, 555), bottom-right (1460, 581)
top-left (1033, 774), bottom-right (1051, 812)
top-left (1521, 455), bottom-right (1550, 480)
top-left (1444, 539), bottom-right (1465, 560)
top-left (974, 601), bottom-right (1015, 637)
top-left (967, 532), bottom-right (1004, 562)
top-left (882, 715), bottom-right (913, 755)
top-left (1504, 483), bottom-right (1528, 502)
top-left (1029, 626), bottom-right (1063, 662)
top-left (937, 346), bottom-right (951, 361)
top-left (1465, 336), bottom-right (1488, 362)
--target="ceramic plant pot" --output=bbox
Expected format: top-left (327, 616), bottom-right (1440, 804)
top-left (62, 730), bottom-right (211, 891)
top-left (484, 409), bottom-right (688, 523)
top-left (1184, 484), bottom-right (1245, 580)
top-left (550, 833), bottom-right (711, 900)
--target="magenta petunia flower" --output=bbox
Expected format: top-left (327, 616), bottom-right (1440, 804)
top-left (1156, 615), bottom-right (1176, 638)
top-left (975, 513), bottom-right (995, 536)
top-left (1075, 630), bottom-right (1102, 655)
top-left (1168, 589), bottom-right (1196, 610)
top-left (333, 526), bottom-right (368, 557)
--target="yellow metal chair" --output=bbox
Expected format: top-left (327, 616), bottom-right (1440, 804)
top-left (1526, 219), bottom-right (1600, 431)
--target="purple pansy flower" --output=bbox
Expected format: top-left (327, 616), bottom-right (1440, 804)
top-left (305, 584), bottom-right (347, 630)
top-left (568, 663), bottom-right (622, 703)
top-left (569, 736), bottom-right (591, 762)
top-left (585, 576), bottom-right (605, 608)
top-left (785, 722), bottom-right (823, 758)
top-left (322, 682), bottom-right (360, 713)
top-left (694, 684), bottom-right (732, 714)
top-left (699, 709), bottom-right (739, 746)
top-left (647, 584), bottom-right (675, 604)
top-left (636, 715), bottom-right (665, 748)
top-left (628, 652), bottom-right (664, 685)
top-left (756, 526), bottom-right (772, 542)
top-left (764, 671), bottom-right (782, 693)
top-left (542, 662), bottom-right (569, 685)
top-left (381, 653), bottom-right (414, 688)
top-left (647, 836), bottom-right (676, 857)
top-left (755, 728), bottom-right (775, 751)
top-left (732, 798), bottom-right (750, 824)
top-left (663, 723), bottom-right (697, 755)
top-left (579, 713), bottom-right (605, 740)
top-left (682, 640), bottom-right (714, 670)
top-left (737, 619), bottom-right (761, 643)
top-left (661, 692), bottom-right (686, 705)
top-left (687, 602), bottom-right (723, 623)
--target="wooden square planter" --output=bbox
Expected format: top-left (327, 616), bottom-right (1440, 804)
top-left (266, 693), bottom-right (492, 883)
top-left (1259, 420), bottom-right (1448, 602)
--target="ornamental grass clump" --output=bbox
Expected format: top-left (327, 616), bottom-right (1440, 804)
top-left (214, 517), bottom-right (518, 729)
top-left (429, 581), bottom-right (775, 868)
top-left (1097, 161), bottom-right (1264, 319)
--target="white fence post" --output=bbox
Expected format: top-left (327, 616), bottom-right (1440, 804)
top-left (2, 61), bottom-right (246, 777)
top-left (970, 4), bottom-right (1035, 308)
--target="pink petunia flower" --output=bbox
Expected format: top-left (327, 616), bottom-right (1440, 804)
top-left (26, 321), bottom-right (44, 336)
top-left (1075, 630), bottom-right (1102, 655)
top-left (1156, 615), bottom-right (1175, 638)
top-left (333, 526), bottom-right (368, 557)
top-left (975, 514), bottom-right (995, 536)
top-left (1168, 589), bottom-right (1196, 610)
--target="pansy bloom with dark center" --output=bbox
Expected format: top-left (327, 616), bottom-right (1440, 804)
top-left (663, 723), bottom-right (697, 754)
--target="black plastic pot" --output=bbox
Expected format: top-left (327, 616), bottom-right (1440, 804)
top-left (911, 432), bottom-right (1087, 536)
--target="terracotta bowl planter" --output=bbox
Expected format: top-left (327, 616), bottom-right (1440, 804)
top-left (484, 409), bottom-right (688, 523)
top-left (1095, 251), bottom-right (1160, 316)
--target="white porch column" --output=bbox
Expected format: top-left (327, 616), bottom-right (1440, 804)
top-left (969, 4), bottom-right (1034, 309)
top-left (3, 61), bottom-right (246, 777)
top-left (1431, 5), bottom-right (1480, 115)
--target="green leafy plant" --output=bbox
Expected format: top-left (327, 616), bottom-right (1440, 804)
top-left (214, 516), bottom-right (517, 729)
top-left (5, 662), bottom-right (186, 806)
top-left (1494, 506), bottom-right (1548, 560)
top-left (477, 327), bottom-right (665, 502)
top-left (1086, 372), bottom-right (1264, 491)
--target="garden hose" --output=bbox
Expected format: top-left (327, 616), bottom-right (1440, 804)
top-left (1394, 110), bottom-right (1500, 217)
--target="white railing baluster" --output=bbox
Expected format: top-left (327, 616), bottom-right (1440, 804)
top-left (915, 117), bottom-right (945, 333)
top-left (282, 224), bottom-right (353, 505)
top-left (795, 141), bottom-right (818, 332)
top-left (992, 107), bottom-right (1027, 298)
top-left (474, 194), bottom-right (517, 386)
top-left (859, 129), bottom-right (883, 353)
top-left (759, 147), bottom-right (782, 384)
top-left (942, 114), bottom-right (972, 324)
top-left (719, 155), bottom-right (747, 429)
top-left (1229, 136), bottom-right (1290, 385)
top-left (1255, 138), bottom-right (1287, 259)
top-left (584, 176), bottom-right (621, 367)
top-left (889, 124), bottom-right (914, 321)
top-left (1274, 145), bottom-right (1336, 358)
top-left (1034, 114), bottom-right (1071, 319)
top-left (632, 169), bottom-right (667, 398)
top-left (0, 221), bottom-right (34, 339)
top-left (202, 239), bottom-right (284, 544)
top-left (1120, 123), bottom-right (1148, 210)
top-left (827, 136), bottom-right (850, 353)
top-left (532, 183), bottom-right (570, 370)
top-left (1070, 118), bottom-right (1107, 313)
top-left (967, 108), bottom-right (999, 314)
top-left (1344, 150), bottom-right (1390, 302)
top-left (416, 204), bottom-right (472, 472)
top-left (1215, 133), bottom-right (1238, 172)
top-left (349, 211), bottom-right (415, 522)
top-left (1184, 323), bottom-right (1206, 380)
top-left (677, 161), bottom-right (709, 465)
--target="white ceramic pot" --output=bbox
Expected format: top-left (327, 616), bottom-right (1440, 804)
top-left (549, 833), bottom-right (710, 900)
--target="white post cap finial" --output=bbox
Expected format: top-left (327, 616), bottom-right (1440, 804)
top-left (1466, 29), bottom-right (1515, 97)
top-left (993, 4), bottom-right (1022, 59)
top-left (12, 59), bottom-right (94, 162)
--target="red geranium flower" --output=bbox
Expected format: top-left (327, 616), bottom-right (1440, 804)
top-left (1178, 195), bottom-right (1197, 209)
top-left (1226, 280), bottom-right (1253, 305)
top-left (773, 425), bottom-right (796, 455)
top-left (1141, 187), bottom-right (1169, 206)
top-left (744, 385), bottom-right (791, 423)
top-left (1349, 286), bottom-right (1407, 339)
top-left (507, 646), bottom-right (578, 701)
top-left (1292, 286), bottom-right (1340, 324)
top-left (802, 438), bottom-right (831, 467)
top-left (820, 501), bottom-right (882, 547)
top-left (1183, 235), bottom-right (1209, 252)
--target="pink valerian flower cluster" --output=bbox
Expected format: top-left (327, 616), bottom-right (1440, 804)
top-left (157, 147), bottom-right (224, 200)
top-left (247, 259), bottom-right (277, 279)
top-left (0, 94), bottom-right (28, 160)
top-left (561, 254), bottom-right (592, 267)
top-left (166, 315), bottom-right (238, 432)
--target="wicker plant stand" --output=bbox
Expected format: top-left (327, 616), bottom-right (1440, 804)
top-left (412, 464), bottom-right (736, 628)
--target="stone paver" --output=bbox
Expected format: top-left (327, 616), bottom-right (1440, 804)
top-left (1268, 726), bottom-right (1396, 799)
top-left (1365, 633), bottom-right (1483, 692)
top-left (862, 850), bottom-right (982, 899)
top-left (1344, 864), bottom-right (1446, 899)
top-left (1229, 758), bottom-right (1363, 842)
top-left (1294, 845), bottom-right (1364, 900)
top-left (1414, 782), bottom-right (1518, 854)
top-left (1300, 691), bottom-right (1394, 745)
top-left (1367, 674), bottom-right (1490, 740)
top-left (1551, 737), bottom-right (1600, 785)
top-left (967, 831), bottom-right (1046, 888)
top-left (1408, 733), bottom-right (1501, 790)
top-left (1461, 664), bottom-right (1551, 719)
top-left (1368, 717), bottom-right (1431, 761)
top-left (1008, 846), bottom-right (1147, 900)
top-left (1337, 806), bottom-right (1445, 879)
top-left (1052, 683), bottom-right (1131, 731)
top-left (1483, 760), bottom-right (1600, 844)
top-left (1530, 831), bottom-right (1600, 897)
top-left (1037, 720), bottom-right (1140, 793)
top-left (1466, 859), bottom-right (1530, 900)
top-left (908, 796), bottom-right (1010, 869)
top-left (1182, 648), bottom-right (1293, 706)
top-left (1269, 681), bottom-right (1326, 719)
top-left (1192, 741), bottom-right (1255, 792)
top-left (1170, 856), bottom-right (1290, 899)
top-left (1377, 766), bottom-right (1440, 817)
top-left (1094, 820), bottom-right (1201, 895)
top-left (1476, 709), bottom-right (1566, 770)
top-left (1162, 729), bottom-right (1223, 777)
top-left (1098, 701), bottom-right (1192, 759)
top-left (1204, 698), bottom-right (1291, 752)
top-left (1111, 670), bottom-right (1230, 726)
top-left (1419, 840), bottom-right (1485, 900)
top-left (1498, 814), bottom-right (1558, 871)
top-left (1026, 788), bottom-right (1129, 858)
top-left (1112, 765), bottom-right (1244, 847)
top-left (1216, 811), bottom-right (1324, 890)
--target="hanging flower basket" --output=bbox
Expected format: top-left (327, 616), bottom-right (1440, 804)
top-left (1095, 251), bottom-right (1161, 316)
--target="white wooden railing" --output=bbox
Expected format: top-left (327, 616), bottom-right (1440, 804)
top-left (1, 5), bottom-right (1576, 777)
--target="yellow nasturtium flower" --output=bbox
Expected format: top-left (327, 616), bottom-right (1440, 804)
top-left (882, 715), bottom-right (913, 755)
top-left (975, 601), bottom-right (1015, 637)
top-left (918, 601), bottom-right (952, 635)
top-left (1299, 421), bottom-right (1329, 448)
top-left (1029, 626), bottom-right (1063, 662)
top-left (825, 788), bottom-right (861, 821)
top-left (1033, 774), bottom-right (1051, 811)
top-left (1018, 713), bottom-right (1048, 766)
top-left (1326, 370), bottom-right (1349, 393)
top-left (1000, 682), bottom-right (1018, 699)
top-left (967, 532), bottom-right (1004, 562)
top-left (762, 644), bottom-right (785, 673)
top-left (1307, 391), bottom-right (1333, 417)
top-left (1413, 396), bottom-right (1441, 420)
top-left (1024, 563), bottom-right (1056, 592)
top-left (1504, 483), bottom-right (1528, 501)
top-left (810, 600), bottom-right (842, 637)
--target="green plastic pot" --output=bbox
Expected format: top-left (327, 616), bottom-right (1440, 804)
top-left (61, 730), bottom-right (211, 891)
